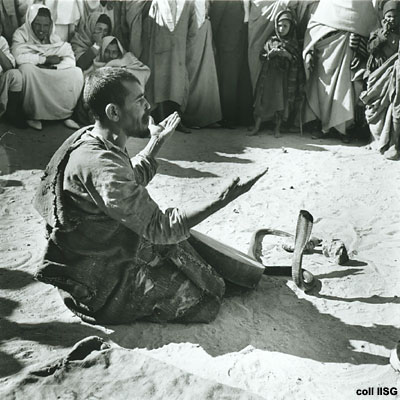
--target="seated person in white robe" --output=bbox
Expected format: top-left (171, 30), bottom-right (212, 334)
top-left (0, 27), bottom-right (25, 128)
top-left (11, 4), bottom-right (83, 131)
top-left (23, 0), bottom-right (84, 41)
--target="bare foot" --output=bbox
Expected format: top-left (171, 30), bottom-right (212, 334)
top-left (274, 130), bottom-right (282, 138)
top-left (384, 145), bottom-right (400, 160)
top-left (247, 127), bottom-right (259, 136)
top-left (311, 131), bottom-right (325, 140)
top-left (177, 122), bottom-right (191, 134)
top-left (287, 126), bottom-right (299, 133)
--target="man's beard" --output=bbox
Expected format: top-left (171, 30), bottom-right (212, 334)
top-left (128, 113), bottom-right (150, 138)
top-left (136, 126), bottom-right (150, 138)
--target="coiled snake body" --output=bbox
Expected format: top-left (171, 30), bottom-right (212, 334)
top-left (248, 210), bottom-right (317, 292)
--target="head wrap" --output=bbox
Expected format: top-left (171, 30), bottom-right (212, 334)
top-left (277, 10), bottom-right (294, 23)
top-left (383, 1), bottom-right (400, 16)
top-left (96, 13), bottom-right (112, 34)
top-left (24, 4), bottom-right (60, 44)
top-left (71, 12), bottom-right (114, 61)
top-left (275, 9), bottom-right (295, 39)
top-left (99, 36), bottom-right (124, 62)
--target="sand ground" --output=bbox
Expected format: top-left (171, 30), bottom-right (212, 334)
top-left (0, 120), bottom-right (399, 399)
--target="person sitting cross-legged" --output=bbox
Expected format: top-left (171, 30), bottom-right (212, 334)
top-left (34, 67), bottom-right (267, 325)
top-left (0, 27), bottom-right (26, 128)
top-left (11, 4), bottom-right (83, 131)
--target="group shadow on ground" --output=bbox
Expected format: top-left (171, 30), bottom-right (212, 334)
top-left (109, 262), bottom-right (398, 367)
top-left (0, 268), bottom-right (107, 379)
top-left (1, 262), bottom-right (398, 379)
top-left (0, 120), bottom-right (367, 178)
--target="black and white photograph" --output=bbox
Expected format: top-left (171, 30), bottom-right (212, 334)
top-left (0, 0), bottom-right (399, 398)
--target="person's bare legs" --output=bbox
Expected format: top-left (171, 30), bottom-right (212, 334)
top-left (247, 116), bottom-right (261, 136)
top-left (274, 113), bottom-right (282, 138)
top-left (384, 122), bottom-right (400, 160)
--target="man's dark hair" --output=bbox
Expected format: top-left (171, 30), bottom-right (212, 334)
top-left (36, 7), bottom-right (52, 20)
top-left (83, 67), bottom-right (140, 122)
top-left (96, 14), bottom-right (112, 35)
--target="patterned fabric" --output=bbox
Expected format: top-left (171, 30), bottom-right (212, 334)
top-left (361, 53), bottom-right (400, 153)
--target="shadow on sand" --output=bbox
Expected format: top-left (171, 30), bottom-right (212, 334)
top-left (0, 269), bottom-right (106, 379)
top-left (108, 273), bottom-right (398, 366)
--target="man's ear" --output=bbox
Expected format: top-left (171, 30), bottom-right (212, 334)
top-left (105, 103), bottom-right (120, 122)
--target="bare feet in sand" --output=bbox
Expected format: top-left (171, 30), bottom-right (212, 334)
top-left (384, 145), bottom-right (400, 160)
top-left (247, 127), bottom-right (259, 136)
top-left (247, 118), bottom-right (261, 136)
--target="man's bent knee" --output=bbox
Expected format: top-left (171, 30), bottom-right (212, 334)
top-left (4, 69), bottom-right (23, 92)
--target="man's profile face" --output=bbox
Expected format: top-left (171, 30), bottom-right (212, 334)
top-left (32, 15), bottom-right (51, 41)
top-left (103, 43), bottom-right (121, 63)
top-left (118, 80), bottom-right (150, 138)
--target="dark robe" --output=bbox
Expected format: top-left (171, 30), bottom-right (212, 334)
top-left (210, 0), bottom-right (253, 125)
top-left (254, 19), bottom-right (301, 123)
top-left (140, 0), bottom-right (196, 109)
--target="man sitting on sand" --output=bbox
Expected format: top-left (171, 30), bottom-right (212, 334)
top-left (0, 26), bottom-right (25, 128)
top-left (34, 67), bottom-right (266, 325)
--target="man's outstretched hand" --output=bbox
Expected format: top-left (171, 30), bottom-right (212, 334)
top-left (150, 112), bottom-right (181, 144)
top-left (218, 168), bottom-right (268, 206)
top-left (185, 168), bottom-right (268, 229)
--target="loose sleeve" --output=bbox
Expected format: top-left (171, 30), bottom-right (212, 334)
top-left (130, 152), bottom-right (158, 186)
top-left (55, 42), bottom-right (77, 69)
top-left (0, 37), bottom-right (16, 70)
top-left (11, 29), bottom-right (47, 65)
top-left (75, 148), bottom-right (189, 245)
top-left (15, 52), bottom-right (46, 65)
top-left (367, 29), bottom-right (386, 54)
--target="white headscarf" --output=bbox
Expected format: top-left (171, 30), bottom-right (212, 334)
top-left (12, 3), bottom-right (76, 67)
top-left (87, 36), bottom-right (151, 88)
top-left (22, 3), bottom-right (62, 45)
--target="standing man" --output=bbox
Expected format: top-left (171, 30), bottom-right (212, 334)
top-left (303, 0), bottom-right (380, 142)
top-left (140, 0), bottom-right (195, 133)
top-left (209, 0), bottom-right (253, 128)
top-left (34, 68), bottom-right (266, 325)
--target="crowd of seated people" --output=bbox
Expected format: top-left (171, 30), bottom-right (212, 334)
top-left (0, 0), bottom-right (399, 159)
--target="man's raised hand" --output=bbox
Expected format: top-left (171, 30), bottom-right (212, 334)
top-left (152, 111), bottom-right (181, 143)
top-left (144, 112), bottom-right (181, 158)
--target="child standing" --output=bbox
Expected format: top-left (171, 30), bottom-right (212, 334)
top-left (248, 9), bottom-right (300, 137)
top-left (366, 1), bottom-right (400, 75)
